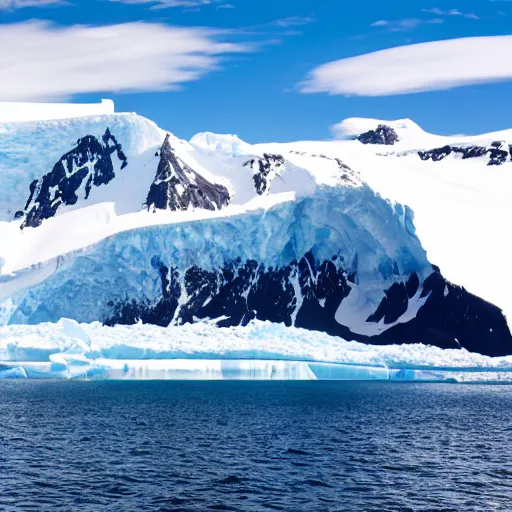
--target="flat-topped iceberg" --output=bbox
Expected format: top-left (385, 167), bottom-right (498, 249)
top-left (1, 319), bottom-right (512, 382)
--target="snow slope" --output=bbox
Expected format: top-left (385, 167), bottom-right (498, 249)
top-left (250, 118), bottom-right (512, 327)
top-left (0, 103), bottom-right (511, 372)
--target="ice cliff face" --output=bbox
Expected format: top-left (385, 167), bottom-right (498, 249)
top-left (1, 109), bottom-right (512, 358)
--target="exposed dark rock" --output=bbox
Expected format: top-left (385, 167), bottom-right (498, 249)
top-left (406, 272), bottom-right (420, 298)
top-left (357, 125), bottom-right (399, 145)
top-left (418, 145), bottom-right (453, 162)
top-left (419, 143), bottom-right (510, 166)
top-left (488, 147), bottom-right (509, 166)
top-left (25, 179), bottom-right (39, 211)
top-left (243, 153), bottom-right (285, 195)
top-left (366, 280), bottom-right (411, 325)
top-left (20, 129), bottom-right (127, 228)
top-left (104, 254), bottom-right (512, 357)
top-left (146, 134), bottom-right (230, 212)
top-left (393, 271), bottom-right (512, 356)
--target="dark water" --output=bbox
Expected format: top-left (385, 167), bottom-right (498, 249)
top-left (1, 382), bottom-right (512, 512)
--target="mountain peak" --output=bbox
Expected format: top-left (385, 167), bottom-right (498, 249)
top-left (190, 132), bottom-right (252, 157)
top-left (331, 117), bottom-right (424, 141)
top-left (356, 124), bottom-right (400, 145)
top-left (146, 133), bottom-right (231, 212)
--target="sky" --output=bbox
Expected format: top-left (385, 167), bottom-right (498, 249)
top-left (0, 0), bottom-right (511, 142)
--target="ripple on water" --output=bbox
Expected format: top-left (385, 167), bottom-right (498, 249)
top-left (1, 381), bottom-right (512, 512)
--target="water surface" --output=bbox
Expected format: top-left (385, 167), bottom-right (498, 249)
top-left (1, 381), bottom-right (511, 511)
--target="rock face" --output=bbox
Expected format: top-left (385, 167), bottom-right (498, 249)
top-left (357, 125), bottom-right (399, 145)
top-left (19, 129), bottom-right (127, 228)
top-left (243, 153), bottom-right (285, 195)
top-left (146, 134), bottom-right (231, 212)
top-left (419, 142), bottom-right (510, 166)
top-left (105, 255), bottom-right (512, 357)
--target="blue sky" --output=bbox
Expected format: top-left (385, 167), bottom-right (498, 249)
top-left (1, 0), bottom-right (511, 142)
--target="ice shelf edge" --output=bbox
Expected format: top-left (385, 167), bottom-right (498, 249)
top-left (3, 359), bottom-right (512, 383)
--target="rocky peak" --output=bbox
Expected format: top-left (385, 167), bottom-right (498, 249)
top-left (19, 128), bottom-right (127, 229)
top-left (145, 134), bottom-right (231, 212)
top-left (356, 125), bottom-right (399, 145)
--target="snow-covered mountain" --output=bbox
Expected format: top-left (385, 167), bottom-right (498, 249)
top-left (1, 100), bottom-right (512, 381)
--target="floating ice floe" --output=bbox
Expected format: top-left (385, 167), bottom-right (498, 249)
top-left (1, 319), bottom-right (512, 382)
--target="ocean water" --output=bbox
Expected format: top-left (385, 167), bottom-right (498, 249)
top-left (1, 382), bottom-right (511, 512)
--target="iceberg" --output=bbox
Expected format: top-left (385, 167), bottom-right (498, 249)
top-left (1, 319), bottom-right (512, 382)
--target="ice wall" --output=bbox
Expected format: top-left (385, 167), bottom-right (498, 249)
top-left (2, 187), bottom-right (430, 328)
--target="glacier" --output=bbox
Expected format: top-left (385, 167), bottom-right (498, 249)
top-left (1, 100), bottom-right (512, 379)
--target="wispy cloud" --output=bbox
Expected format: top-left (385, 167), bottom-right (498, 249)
top-left (421, 7), bottom-right (479, 19)
top-left (370, 17), bottom-right (443, 31)
top-left (108, 0), bottom-right (209, 7)
top-left (232, 15), bottom-right (315, 40)
top-left (107, 0), bottom-right (233, 8)
top-left (0, 0), bottom-right (64, 9)
top-left (300, 36), bottom-right (512, 96)
top-left (0, 0), bottom-right (235, 9)
top-left (0, 21), bottom-right (250, 101)
top-left (270, 16), bottom-right (315, 28)
top-left (371, 6), bottom-right (479, 31)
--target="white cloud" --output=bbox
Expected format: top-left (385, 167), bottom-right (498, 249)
top-left (422, 7), bottom-right (479, 19)
top-left (0, 21), bottom-right (250, 101)
top-left (0, 0), bottom-right (233, 7)
top-left (370, 7), bottom-right (479, 31)
top-left (107, 0), bottom-right (215, 8)
top-left (0, 0), bottom-right (63, 9)
top-left (270, 16), bottom-right (315, 28)
top-left (300, 36), bottom-right (512, 97)
top-left (370, 17), bottom-right (444, 31)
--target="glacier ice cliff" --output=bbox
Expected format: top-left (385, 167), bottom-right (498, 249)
top-left (3, 185), bottom-right (511, 356)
